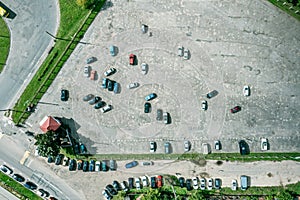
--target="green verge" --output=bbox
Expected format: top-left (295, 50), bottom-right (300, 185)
top-left (0, 17), bottom-right (10, 73)
top-left (0, 172), bottom-right (42, 200)
top-left (268, 0), bottom-right (300, 21)
top-left (11, 0), bottom-right (106, 124)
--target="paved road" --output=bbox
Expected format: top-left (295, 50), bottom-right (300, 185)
top-left (0, 0), bottom-right (58, 110)
top-left (0, 186), bottom-right (20, 200)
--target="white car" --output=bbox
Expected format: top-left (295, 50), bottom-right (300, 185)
top-left (141, 63), bottom-right (148, 75)
top-left (141, 176), bottom-right (148, 187)
top-left (243, 85), bottom-right (250, 96)
top-left (178, 46), bottom-right (184, 57)
top-left (135, 178), bottom-right (141, 190)
top-left (100, 105), bottom-right (112, 113)
top-left (231, 179), bottom-right (237, 190)
top-left (95, 161), bottom-right (101, 171)
top-left (184, 140), bottom-right (191, 152)
top-left (62, 157), bottom-right (69, 166)
top-left (150, 141), bottom-right (156, 153)
top-left (102, 190), bottom-right (111, 200)
top-left (207, 178), bottom-right (213, 190)
top-left (261, 138), bottom-right (268, 151)
top-left (84, 66), bottom-right (90, 77)
top-left (183, 48), bottom-right (189, 60)
top-left (192, 177), bottom-right (199, 189)
top-left (104, 68), bottom-right (116, 76)
top-left (127, 82), bottom-right (139, 89)
top-left (201, 100), bottom-right (207, 110)
top-left (0, 165), bottom-right (13, 175)
top-left (200, 178), bottom-right (206, 190)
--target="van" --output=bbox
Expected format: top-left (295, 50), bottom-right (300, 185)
top-left (109, 45), bottom-right (116, 56)
top-left (202, 143), bottom-right (211, 155)
top-left (240, 175), bottom-right (249, 190)
top-left (164, 142), bottom-right (171, 154)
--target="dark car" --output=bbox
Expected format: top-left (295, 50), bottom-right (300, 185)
top-left (69, 159), bottom-right (76, 171)
top-left (38, 188), bottom-right (50, 197)
top-left (102, 78), bottom-right (108, 89)
top-left (77, 160), bottom-right (83, 170)
top-left (186, 179), bottom-right (193, 191)
top-left (150, 176), bottom-right (156, 188)
top-left (83, 161), bottom-right (89, 172)
top-left (230, 106), bottom-right (241, 113)
top-left (144, 102), bottom-right (151, 113)
top-left (215, 178), bottom-right (222, 189)
top-left (102, 160), bottom-right (108, 172)
top-left (60, 89), bottom-right (69, 101)
top-left (24, 181), bottom-right (37, 190)
top-left (206, 90), bottom-right (218, 99)
top-left (109, 160), bottom-right (117, 171)
top-left (89, 160), bottom-right (95, 171)
top-left (86, 56), bottom-right (97, 64)
top-left (88, 96), bottom-right (101, 105)
top-left (55, 154), bottom-right (64, 165)
top-left (112, 180), bottom-right (121, 191)
top-left (106, 184), bottom-right (117, 195)
top-left (128, 178), bottom-right (134, 189)
top-left (239, 140), bottom-right (249, 155)
top-left (179, 177), bottom-right (185, 188)
top-left (73, 143), bottom-right (80, 155)
top-left (145, 93), bottom-right (157, 101)
top-left (47, 156), bottom-right (54, 163)
top-left (125, 161), bottom-right (138, 169)
top-left (12, 174), bottom-right (25, 182)
top-left (80, 143), bottom-right (87, 154)
top-left (107, 79), bottom-right (115, 91)
top-left (156, 109), bottom-right (163, 120)
top-left (94, 101), bottom-right (106, 109)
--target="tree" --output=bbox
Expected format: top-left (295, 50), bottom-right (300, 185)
top-left (35, 131), bottom-right (60, 157)
top-left (76, 0), bottom-right (96, 9)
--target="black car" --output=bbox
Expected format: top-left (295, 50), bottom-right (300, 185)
top-left (178, 177), bottom-right (185, 188)
top-left (150, 176), bottom-right (156, 188)
top-left (128, 177), bottom-right (134, 189)
top-left (47, 156), bottom-right (54, 163)
top-left (73, 143), bottom-right (80, 155)
top-left (107, 80), bottom-right (115, 91)
top-left (77, 160), bottom-right (83, 170)
top-left (24, 181), bottom-right (37, 190)
top-left (239, 140), bottom-right (249, 155)
top-left (112, 180), bottom-right (121, 191)
top-left (94, 101), bottom-right (106, 109)
top-left (206, 90), bottom-right (218, 99)
top-left (186, 179), bottom-right (193, 191)
top-left (89, 160), bottom-right (95, 171)
top-left (55, 154), bottom-right (64, 165)
top-left (88, 96), bottom-right (101, 105)
top-left (214, 178), bottom-right (222, 189)
top-left (102, 160), bottom-right (108, 172)
top-left (38, 188), bottom-right (50, 197)
top-left (69, 159), bottom-right (76, 171)
top-left (144, 102), bottom-right (151, 113)
top-left (106, 184), bottom-right (117, 195)
top-left (12, 174), bottom-right (25, 182)
top-left (61, 89), bottom-right (69, 101)
top-left (83, 161), bottom-right (89, 172)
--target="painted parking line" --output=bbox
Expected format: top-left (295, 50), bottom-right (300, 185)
top-left (19, 151), bottom-right (30, 165)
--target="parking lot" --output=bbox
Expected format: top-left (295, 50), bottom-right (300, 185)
top-left (26, 0), bottom-right (300, 155)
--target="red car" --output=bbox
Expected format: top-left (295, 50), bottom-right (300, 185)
top-left (230, 106), bottom-right (241, 113)
top-left (156, 175), bottom-right (163, 188)
top-left (129, 54), bottom-right (135, 65)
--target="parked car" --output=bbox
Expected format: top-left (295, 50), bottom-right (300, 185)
top-left (80, 143), bottom-right (87, 154)
top-left (47, 156), bottom-right (53, 163)
top-left (179, 177), bottom-right (185, 188)
top-left (200, 178), bottom-right (206, 190)
top-left (214, 140), bottom-right (221, 150)
top-left (113, 82), bottom-right (119, 94)
top-left (231, 179), bottom-right (237, 191)
top-left (60, 89), bottom-right (68, 101)
top-left (88, 96), bottom-right (101, 105)
top-left (90, 70), bottom-right (96, 80)
top-left (207, 178), bottom-right (213, 190)
top-left (120, 181), bottom-right (129, 192)
top-left (183, 48), bottom-right (189, 60)
top-left (192, 177), bottom-right (199, 189)
top-left (230, 106), bottom-right (241, 113)
top-left (141, 24), bottom-right (148, 33)
top-left (84, 66), bottom-right (90, 77)
top-left (243, 85), bottom-right (250, 96)
top-left (156, 109), bottom-right (163, 121)
top-left (55, 154), bottom-right (64, 165)
top-left (206, 90), bottom-right (218, 99)
top-left (102, 78), bottom-right (108, 88)
top-left (125, 161), bottom-right (138, 169)
top-left (104, 68), bottom-right (116, 76)
top-left (184, 140), bottom-right (191, 152)
top-left (62, 157), bottom-right (69, 166)
top-left (109, 160), bottom-right (117, 171)
top-left (102, 160), bottom-right (108, 172)
top-left (24, 181), bottom-right (37, 190)
top-left (201, 100), bottom-right (207, 110)
top-left (95, 161), bottom-right (101, 171)
top-left (163, 112), bottom-right (170, 124)
top-left (156, 175), bottom-right (163, 188)
top-left (150, 141), bottom-right (156, 153)
top-left (107, 79), bottom-right (114, 91)
top-left (135, 178), bottom-right (141, 190)
top-left (145, 93), bottom-right (157, 101)
top-left (83, 161), bottom-right (89, 172)
top-left (128, 178), bottom-right (134, 189)
top-left (129, 54), bottom-right (135, 65)
top-left (100, 105), bottom-right (112, 113)
top-left (83, 94), bottom-right (94, 101)
top-left (239, 140), bottom-right (249, 155)
top-left (178, 46), bottom-right (184, 57)
top-left (0, 165), bottom-right (13, 175)
top-left (94, 101), bottom-right (106, 109)
top-left (164, 142), bottom-right (171, 154)
top-left (106, 184), bottom-right (117, 195)
top-left (69, 159), bottom-right (76, 171)
top-left (186, 179), bottom-right (193, 191)
top-left (215, 178), bottom-right (222, 189)
top-left (261, 138), bottom-right (268, 151)
top-left (141, 63), bottom-right (148, 75)
top-left (142, 161), bottom-right (153, 166)
top-left (150, 176), bottom-right (156, 188)
top-left (112, 180), bottom-right (121, 191)
top-left (141, 176), bottom-right (148, 187)
top-left (89, 160), bottom-right (95, 171)
top-left (109, 45), bottom-right (116, 56)
top-left (77, 160), bottom-right (83, 170)
top-left (86, 56), bottom-right (96, 64)
top-left (37, 188), bottom-right (50, 197)
top-left (12, 174), bottom-right (25, 182)
top-left (144, 102), bottom-right (151, 113)
top-left (73, 143), bottom-right (80, 155)
top-left (127, 82), bottom-right (139, 89)
top-left (102, 189), bottom-right (112, 200)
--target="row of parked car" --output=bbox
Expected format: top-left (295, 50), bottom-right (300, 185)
top-left (52, 154), bottom-right (117, 172)
top-left (102, 175), bottom-right (163, 200)
top-left (0, 164), bottom-right (57, 199)
top-left (83, 93), bottom-right (112, 113)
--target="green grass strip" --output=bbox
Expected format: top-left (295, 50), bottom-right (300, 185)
top-left (0, 17), bottom-right (10, 72)
top-left (268, 0), bottom-right (300, 21)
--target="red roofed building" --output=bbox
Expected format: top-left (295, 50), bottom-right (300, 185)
top-left (39, 116), bottom-right (61, 133)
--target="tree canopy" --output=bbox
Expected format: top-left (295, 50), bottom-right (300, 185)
top-left (35, 131), bottom-right (60, 157)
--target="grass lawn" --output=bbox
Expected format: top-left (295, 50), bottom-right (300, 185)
top-left (268, 0), bottom-right (300, 21)
top-left (0, 17), bottom-right (10, 73)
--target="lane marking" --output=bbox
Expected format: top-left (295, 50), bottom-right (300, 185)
top-left (19, 151), bottom-right (30, 165)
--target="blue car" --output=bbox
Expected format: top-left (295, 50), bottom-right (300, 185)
top-left (102, 78), bottom-right (108, 89)
top-left (109, 45), bottom-right (116, 56)
top-left (89, 160), bottom-right (95, 171)
top-left (145, 93), bottom-right (157, 101)
top-left (125, 161), bottom-right (138, 169)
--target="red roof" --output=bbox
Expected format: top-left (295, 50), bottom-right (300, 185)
top-left (39, 116), bottom-right (61, 133)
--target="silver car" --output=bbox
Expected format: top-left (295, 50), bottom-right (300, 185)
top-left (178, 46), bottom-right (184, 57)
top-left (141, 63), bottom-right (148, 75)
top-left (184, 140), bottom-right (191, 152)
top-left (127, 82), bottom-right (139, 89)
top-left (84, 66), bottom-right (90, 77)
top-left (183, 48), bottom-right (189, 60)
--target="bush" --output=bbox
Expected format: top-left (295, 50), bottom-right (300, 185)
top-left (76, 0), bottom-right (95, 9)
